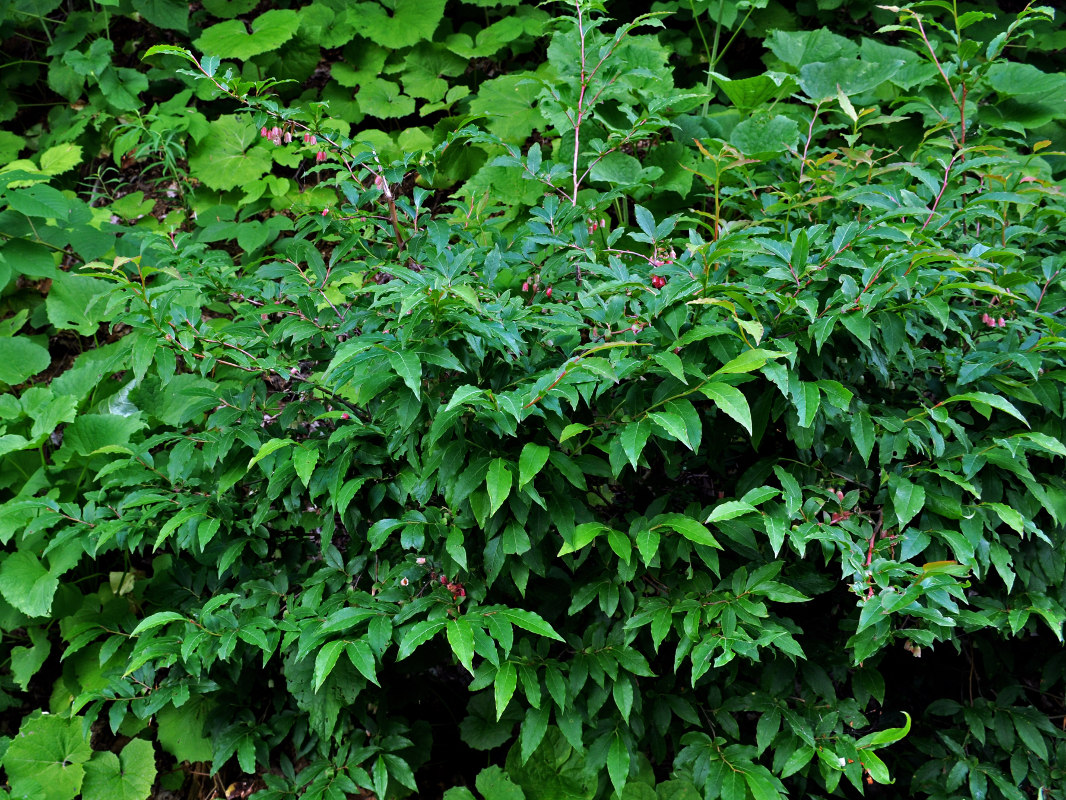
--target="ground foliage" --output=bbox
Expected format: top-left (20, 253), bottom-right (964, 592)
top-left (1, 0), bottom-right (1066, 799)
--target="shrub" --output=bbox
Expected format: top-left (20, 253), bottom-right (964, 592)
top-left (1, 2), bottom-right (1065, 800)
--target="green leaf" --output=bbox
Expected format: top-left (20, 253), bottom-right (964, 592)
top-left (607, 732), bottom-right (630, 796)
top-left (448, 618), bottom-right (475, 675)
top-left (851, 410), bottom-right (875, 464)
top-left (857, 711), bottom-right (911, 749)
top-left (558, 423), bottom-right (590, 442)
top-left (891, 478), bottom-right (925, 529)
top-left (11, 626), bottom-right (51, 691)
top-left (486, 458), bottom-right (513, 517)
top-left (518, 443), bottom-right (550, 488)
top-left (188, 115), bottom-right (272, 192)
top-left (619, 419), bottom-right (653, 469)
top-left (195, 9), bottom-right (299, 59)
top-left (659, 513), bottom-right (721, 548)
top-left (745, 769), bottom-right (783, 800)
top-left (248, 438), bottom-right (294, 469)
top-left (397, 619), bottom-right (446, 660)
top-left (490, 608), bottom-right (564, 641)
top-left (557, 521), bottom-right (603, 556)
top-left (713, 348), bottom-right (785, 376)
top-left (793, 382), bottom-right (820, 428)
top-left (943, 392), bottom-right (1028, 425)
top-left (38, 143), bottom-right (83, 176)
top-left (4, 713), bottom-right (93, 800)
top-left (81, 739), bottom-right (157, 800)
top-left (387, 348), bottom-right (422, 396)
top-left (1013, 716), bottom-right (1048, 761)
top-left (986, 502), bottom-right (1025, 534)
top-left (156, 702), bottom-right (212, 763)
top-left (0, 338), bottom-right (51, 385)
top-left (700, 381), bottom-right (752, 435)
top-left (650, 411), bottom-right (693, 450)
top-left (475, 765), bottom-right (525, 800)
top-left (346, 640), bottom-right (380, 685)
top-left (494, 661), bottom-right (518, 720)
top-left (0, 552), bottom-right (59, 617)
top-left (706, 502), bottom-right (758, 524)
top-left (293, 444), bottom-right (319, 487)
top-left (313, 640), bottom-right (345, 692)
top-left (730, 113), bottom-right (801, 157)
top-left (130, 611), bottom-right (187, 636)
top-left (351, 0), bottom-right (447, 49)
top-left (519, 705), bottom-right (550, 765)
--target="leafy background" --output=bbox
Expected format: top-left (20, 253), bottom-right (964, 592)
top-left (1, 1), bottom-right (1066, 799)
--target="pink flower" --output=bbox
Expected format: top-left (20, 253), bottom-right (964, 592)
top-left (998, 317), bottom-right (1006, 327)
top-left (308, 134), bottom-right (317, 145)
top-left (260, 126), bottom-right (268, 138)
top-left (521, 281), bottom-right (529, 291)
top-left (545, 286), bottom-right (553, 298)
top-left (316, 151), bottom-right (326, 162)
top-left (416, 557), bottom-right (426, 564)
top-left (321, 208), bottom-right (329, 216)
top-left (284, 131), bottom-right (293, 144)
top-left (400, 577), bottom-right (409, 587)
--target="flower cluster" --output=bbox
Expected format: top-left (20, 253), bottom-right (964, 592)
top-left (981, 312), bottom-right (1006, 328)
top-left (649, 245), bottom-right (677, 269)
top-left (259, 125), bottom-right (292, 145)
top-left (587, 217), bottom-right (608, 234)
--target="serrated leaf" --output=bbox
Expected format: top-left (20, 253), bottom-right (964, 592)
top-left (659, 513), bottom-right (721, 548)
top-left (0, 338), bottom-right (51, 385)
top-left (518, 443), bottom-right (549, 488)
top-left (944, 391), bottom-right (1028, 425)
top-left (486, 458), bottom-right (513, 517)
top-left (0, 551), bottom-right (59, 618)
top-left (313, 639), bottom-right (345, 692)
top-left (619, 419), bottom-right (653, 469)
top-left (82, 738), bottom-right (157, 800)
top-left (448, 618), bottom-right (475, 675)
top-left (857, 711), bottom-right (911, 749)
top-left (4, 714), bottom-right (92, 800)
top-left (650, 411), bottom-right (693, 450)
top-left (293, 444), bottom-right (319, 487)
top-left (494, 661), bottom-right (518, 720)
top-left (130, 610), bottom-right (186, 636)
top-left (248, 437), bottom-right (293, 469)
top-left (388, 348), bottom-right (422, 397)
top-left (489, 607), bottom-right (564, 641)
top-left (851, 410), bottom-right (875, 464)
top-left (713, 348), bottom-right (785, 376)
top-left (706, 501), bottom-right (758, 524)
top-left (605, 733), bottom-right (630, 796)
top-left (892, 478), bottom-right (925, 529)
top-left (793, 382), bottom-right (820, 428)
top-left (700, 382), bottom-right (752, 435)
top-left (195, 9), bottom-right (299, 59)
top-left (346, 640), bottom-right (380, 685)
top-left (397, 619), bottom-right (446, 660)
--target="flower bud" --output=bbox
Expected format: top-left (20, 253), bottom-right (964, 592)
top-left (522, 281), bottom-right (529, 291)
top-left (545, 286), bottom-right (553, 298)
top-left (998, 316), bottom-right (1006, 327)
top-left (260, 126), bottom-right (268, 138)
top-left (321, 208), bottom-right (329, 216)
top-left (341, 413), bottom-right (349, 420)
top-left (316, 151), bottom-right (327, 162)
top-left (284, 131), bottom-right (293, 143)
